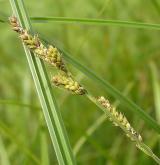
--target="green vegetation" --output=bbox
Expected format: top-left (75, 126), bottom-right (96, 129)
top-left (0, 0), bottom-right (160, 164)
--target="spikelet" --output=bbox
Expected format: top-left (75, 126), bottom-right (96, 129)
top-left (52, 74), bottom-right (86, 95)
top-left (98, 96), bottom-right (142, 142)
top-left (9, 16), bottom-right (67, 73)
top-left (9, 16), bottom-right (23, 33)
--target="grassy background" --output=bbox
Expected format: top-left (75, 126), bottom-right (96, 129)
top-left (0, 0), bottom-right (160, 164)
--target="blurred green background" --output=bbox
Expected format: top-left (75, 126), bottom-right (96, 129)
top-left (0, 0), bottom-right (160, 164)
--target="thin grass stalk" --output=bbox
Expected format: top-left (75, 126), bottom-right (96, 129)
top-left (0, 136), bottom-right (11, 165)
top-left (150, 62), bottom-right (160, 123)
top-left (0, 121), bottom-right (40, 164)
top-left (0, 99), bottom-right (40, 110)
top-left (151, 0), bottom-right (160, 14)
top-left (9, 0), bottom-right (76, 164)
top-left (1, 15), bottom-right (160, 31)
top-left (31, 17), bottom-right (160, 30)
top-left (73, 115), bottom-right (106, 155)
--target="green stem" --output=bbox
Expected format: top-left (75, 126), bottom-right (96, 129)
top-left (1, 14), bottom-right (160, 31)
top-left (0, 99), bottom-right (40, 110)
top-left (137, 142), bottom-right (160, 165)
top-left (0, 121), bottom-right (40, 164)
top-left (73, 115), bottom-right (106, 155)
top-left (31, 16), bottom-right (160, 30)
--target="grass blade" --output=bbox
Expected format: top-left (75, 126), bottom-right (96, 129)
top-left (151, 0), bottom-right (160, 15)
top-left (0, 136), bottom-right (11, 165)
top-left (73, 115), bottom-right (106, 155)
top-left (0, 99), bottom-right (40, 110)
top-left (40, 130), bottom-right (50, 165)
top-left (150, 62), bottom-right (160, 123)
top-left (9, 0), bottom-right (76, 164)
top-left (1, 15), bottom-right (160, 31)
top-left (0, 18), bottom-right (5, 22)
top-left (0, 121), bottom-right (40, 164)
top-left (31, 16), bottom-right (160, 30)
top-left (0, 12), bottom-right (7, 23)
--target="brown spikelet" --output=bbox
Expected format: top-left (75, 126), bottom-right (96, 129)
top-left (9, 16), bottom-right (22, 33)
top-left (9, 16), bottom-right (68, 73)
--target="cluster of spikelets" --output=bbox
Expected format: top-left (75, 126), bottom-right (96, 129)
top-left (97, 96), bottom-right (142, 142)
top-left (9, 16), bottom-right (86, 95)
top-left (9, 16), bottom-right (143, 139)
top-left (52, 74), bottom-right (86, 95)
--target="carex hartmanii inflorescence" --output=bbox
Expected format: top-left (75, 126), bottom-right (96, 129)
top-left (9, 16), bottom-right (143, 138)
top-left (9, 16), bottom-right (142, 137)
top-left (9, 16), bottom-right (86, 95)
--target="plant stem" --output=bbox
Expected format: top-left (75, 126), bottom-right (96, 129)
top-left (31, 16), bottom-right (160, 31)
top-left (137, 142), bottom-right (160, 165)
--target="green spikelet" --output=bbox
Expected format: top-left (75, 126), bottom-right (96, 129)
top-left (97, 96), bottom-right (142, 142)
top-left (52, 74), bottom-right (87, 95)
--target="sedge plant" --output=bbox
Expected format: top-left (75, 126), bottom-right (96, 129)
top-left (9, 16), bottom-right (160, 164)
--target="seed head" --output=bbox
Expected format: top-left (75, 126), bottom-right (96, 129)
top-left (98, 96), bottom-right (142, 142)
top-left (9, 16), bottom-right (68, 73)
top-left (52, 74), bottom-right (87, 95)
